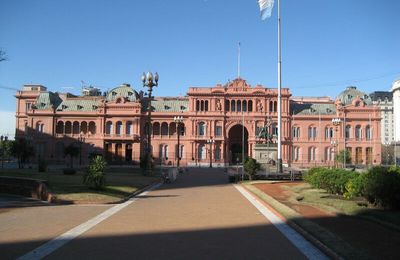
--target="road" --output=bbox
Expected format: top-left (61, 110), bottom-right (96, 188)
top-left (1, 168), bottom-right (325, 259)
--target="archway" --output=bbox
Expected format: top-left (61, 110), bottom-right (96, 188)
top-left (228, 124), bottom-right (249, 164)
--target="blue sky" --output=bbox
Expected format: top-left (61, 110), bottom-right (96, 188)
top-left (1, 0), bottom-right (399, 136)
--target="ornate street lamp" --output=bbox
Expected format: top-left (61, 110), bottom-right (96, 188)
top-left (174, 116), bottom-right (184, 168)
top-left (142, 72), bottom-right (158, 174)
top-left (332, 118), bottom-right (341, 168)
top-left (78, 132), bottom-right (85, 165)
top-left (206, 138), bottom-right (215, 168)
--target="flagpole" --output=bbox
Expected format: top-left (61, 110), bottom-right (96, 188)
top-left (277, 0), bottom-right (283, 173)
top-left (238, 42), bottom-right (241, 78)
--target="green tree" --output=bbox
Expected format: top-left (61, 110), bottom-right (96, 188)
top-left (64, 144), bottom-right (80, 168)
top-left (335, 149), bottom-right (351, 165)
top-left (83, 156), bottom-right (107, 189)
top-left (0, 140), bottom-right (12, 168)
top-left (10, 138), bottom-right (35, 168)
top-left (244, 157), bottom-right (261, 181)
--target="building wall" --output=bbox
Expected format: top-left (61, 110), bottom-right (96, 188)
top-left (392, 80), bottom-right (400, 142)
top-left (14, 79), bottom-right (382, 168)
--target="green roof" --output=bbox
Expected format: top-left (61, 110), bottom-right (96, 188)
top-left (35, 92), bottom-right (62, 110)
top-left (336, 86), bottom-right (372, 106)
top-left (106, 85), bottom-right (139, 102)
top-left (56, 99), bottom-right (101, 112)
top-left (142, 98), bottom-right (189, 112)
top-left (292, 103), bottom-right (336, 115)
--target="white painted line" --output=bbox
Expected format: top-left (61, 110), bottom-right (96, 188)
top-left (18, 183), bottom-right (162, 260)
top-left (234, 184), bottom-right (328, 260)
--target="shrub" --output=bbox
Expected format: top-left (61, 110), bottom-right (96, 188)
top-left (244, 157), bottom-right (260, 180)
top-left (63, 168), bottom-right (76, 175)
top-left (38, 158), bottom-right (47, 172)
top-left (363, 166), bottom-right (400, 209)
top-left (344, 173), bottom-right (367, 199)
top-left (83, 156), bottom-right (107, 189)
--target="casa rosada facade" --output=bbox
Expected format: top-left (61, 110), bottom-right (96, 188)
top-left (15, 78), bottom-right (381, 168)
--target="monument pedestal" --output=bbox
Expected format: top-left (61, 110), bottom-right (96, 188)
top-left (253, 144), bottom-right (278, 170)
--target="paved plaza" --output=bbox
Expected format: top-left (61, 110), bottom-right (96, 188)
top-left (0, 168), bottom-right (325, 259)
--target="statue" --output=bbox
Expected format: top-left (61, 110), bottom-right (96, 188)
top-left (216, 99), bottom-right (221, 111)
top-left (257, 100), bottom-right (263, 112)
top-left (257, 126), bottom-right (273, 144)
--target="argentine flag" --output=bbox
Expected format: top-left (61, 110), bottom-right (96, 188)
top-left (258, 0), bottom-right (274, 20)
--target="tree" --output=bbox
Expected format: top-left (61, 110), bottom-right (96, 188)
top-left (10, 138), bottom-right (35, 168)
top-left (0, 139), bottom-right (13, 168)
top-left (335, 149), bottom-right (351, 165)
top-left (64, 144), bottom-right (80, 168)
top-left (381, 144), bottom-right (394, 165)
top-left (244, 157), bottom-right (261, 181)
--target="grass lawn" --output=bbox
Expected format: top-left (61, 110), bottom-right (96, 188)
top-left (283, 182), bottom-right (400, 229)
top-left (0, 167), bottom-right (161, 204)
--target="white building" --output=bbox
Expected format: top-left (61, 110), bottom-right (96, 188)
top-left (370, 91), bottom-right (394, 144)
top-left (392, 79), bottom-right (400, 143)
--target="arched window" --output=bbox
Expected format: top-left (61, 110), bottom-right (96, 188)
top-left (169, 122), bottom-right (177, 135)
top-left (242, 100), bottom-right (247, 112)
top-left (72, 121), bottom-right (80, 134)
top-left (269, 101), bottom-right (273, 112)
top-left (231, 100), bottom-right (236, 112)
top-left (176, 144), bottom-right (184, 159)
top-left (200, 100), bottom-right (204, 111)
top-left (355, 125), bottom-right (362, 140)
top-left (248, 100), bottom-right (253, 112)
top-left (309, 147), bottom-right (316, 161)
top-left (198, 122), bottom-right (206, 136)
top-left (325, 147), bottom-right (334, 161)
top-left (215, 145), bottom-right (221, 160)
top-left (366, 125), bottom-right (372, 140)
top-left (161, 122), bottom-right (169, 136)
top-left (126, 121), bottom-right (132, 135)
top-left (345, 125), bottom-right (351, 139)
top-left (308, 126), bottom-right (317, 140)
top-left (56, 121), bottom-right (64, 134)
top-left (153, 122), bottom-right (160, 135)
top-left (115, 121), bottom-right (123, 136)
top-left (80, 121), bottom-right (88, 134)
top-left (88, 121), bottom-right (96, 134)
top-left (196, 100), bottom-right (200, 111)
top-left (36, 122), bottom-right (44, 133)
top-left (106, 121), bottom-right (113, 134)
top-left (274, 101), bottom-right (277, 112)
top-left (65, 121), bottom-right (72, 134)
top-left (178, 123), bottom-right (185, 136)
top-left (160, 144), bottom-right (168, 160)
top-left (205, 100), bottom-right (209, 111)
top-left (325, 127), bottom-right (333, 139)
top-left (292, 147), bottom-right (300, 161)
top-left (292, 126), bottom-right (300, 138)
top-left (272, 123), bottom-right (278, 135)
top-left (225, 100), bottom-right (230, 111)
top-left (237, 100), bottom-right (241, 112)
top-left (198, 144), bottom-right (206, 160)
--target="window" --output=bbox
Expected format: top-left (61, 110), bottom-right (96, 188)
top-left (106, 121), bottom-right (113, 134)
top-left (215, 126), bottom-right (222, 136)
top-left (292, 147), bottom-right (299, 161)
top-left (215, 145), bottom-right (221, 160)
top-left (160, 144), bottom-right (169, 159)
top-left (366, 125), bottom-right (371, 140)
top-left (126, 122), bottom-right (132, 135)
top-left (237, 100), bottom-right (241, 112)
top-left (325, 127), bottom-right (333, 139)
top-left (309, 147), bottom-right (316, 161)
top-left (272, 123), bottom-right (278, 135)
top-left (116, 121), bottom-right (123, 135)
top-left (36, 123), bottom-right (44, 133)
top-left (292, 127), bottom-right (300, 138)
top-left (345, 125), bottom-right (351, 139)
top-left (198, 144), bottom-right (206, 160)
top-left (355, 125), bottom-right (362, 140)
top-left (308, 126), bottom-right (317, 139)
top-left (26, 102), bottom-right (32, 111)
top-left (325, 147), bottom-right (334, 161)
top-left (198, 122), bottom-right (205, 136)
top-left (176, 145), bottom-right (184, 159)
top-left (231, 100), bottom-right (236, 111)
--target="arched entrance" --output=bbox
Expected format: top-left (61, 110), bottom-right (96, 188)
top-left (228, 124), bottom-right (249, 164)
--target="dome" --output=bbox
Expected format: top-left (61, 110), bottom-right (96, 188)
top-left (105, 84), bottom-right (139, 102)
top-left (336, 86), bottom-right (372, 106)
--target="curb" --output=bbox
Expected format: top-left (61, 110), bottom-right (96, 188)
top-left (242, 184), bottom-right (343, 260)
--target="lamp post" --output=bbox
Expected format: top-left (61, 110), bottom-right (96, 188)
top-left (142, 72), bottom-right (159, 174)
top-left (78, 132), bottom-right (85, 165)
top-left (206, 138), bottom-right (215, 168)
top-left (332, 118), bottom-right (341, 168)
top-left (174, 115), bottom-right (184, 168)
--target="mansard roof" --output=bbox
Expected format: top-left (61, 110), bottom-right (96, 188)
top-left (142, 97), bottom-right (189, 113)
top-left (291, 103), bottom-right (336, 115)
top-left (56, 98), bottom-right (101, 112)
top-left (105, 84), bottom-right (139, 102)
top-left (336, 86), bottom-right (372, 106)
top-left (34, 92), bottom-right (62, 110)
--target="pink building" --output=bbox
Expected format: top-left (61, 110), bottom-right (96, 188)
top-left (15, 78), bottom-right (381, 168)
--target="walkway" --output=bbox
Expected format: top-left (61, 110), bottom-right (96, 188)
top-left (2, 168), bottom-right (324, 259)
